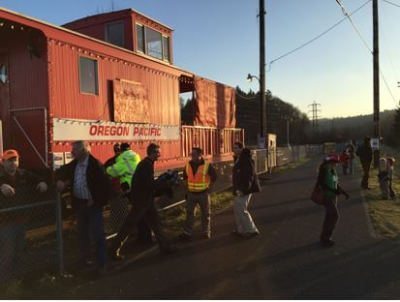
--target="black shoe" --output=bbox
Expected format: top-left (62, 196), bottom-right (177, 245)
top-left (320, 239), bottom-right (335, 247)
top-left (179, 233), bottom-right (193, 241)
top-left (242, 232), bottom-right (259, 239)
top-left (231, 230), bottom-right (242, 237)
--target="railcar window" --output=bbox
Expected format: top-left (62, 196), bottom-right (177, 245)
top-left (0, 64), bottom-right (7, 84)
top-left (79, 57), bottom-right (98, 95)
top-left (136, 24), bottom-right (145, 53)
top-left (145, 27), bottom-right (162, 60)
top-left (105, 22), bottom-right (125, 47)
top-left (162, 36), bottom-right (170, 62)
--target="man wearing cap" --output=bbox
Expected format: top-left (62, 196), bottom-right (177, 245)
top-left (0, 149), bottom-right (49, 281)
top-left (316, 154), bottom-right (349, 247)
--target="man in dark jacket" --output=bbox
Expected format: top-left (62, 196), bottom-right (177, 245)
top-left (232, 142), bottom-right (261, 238)
top-left (0, 149), bottom-right (49, 281)
top-left (356, 137), bottom-right (373, 189)
top-left (110, 143), bottom-right (173, 260)
top-left (56, 141), bottom-right (111, 272)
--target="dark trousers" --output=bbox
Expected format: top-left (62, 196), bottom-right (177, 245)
top-left (320, 196), bottom-right (339, 242)
top-left (113, 200), bottom-right (169, 253)
top-left (361, 161), bottom-right (371, 189)
top-left (137, 219), bottom-right (152, 243)
top-left (76, 204), bottom-right (107, 268)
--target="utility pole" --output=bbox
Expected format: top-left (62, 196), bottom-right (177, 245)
top-left (372, 0), bottom-right (380, 168)
top-left (258, 0), bottom-right (267, 148)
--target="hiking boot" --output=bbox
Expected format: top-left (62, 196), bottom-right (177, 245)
top-left (320, 239), bottom-right (335, 248)
top-left (201, 233), bottom-right (211, 240)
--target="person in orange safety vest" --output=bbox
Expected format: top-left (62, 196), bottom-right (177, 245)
top-left (180, 147), bottom-right (217, 240)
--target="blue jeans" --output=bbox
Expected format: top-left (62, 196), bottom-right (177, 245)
top-left (76, 205), bottom-right (106, 268)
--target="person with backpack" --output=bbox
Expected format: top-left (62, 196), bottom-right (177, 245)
top-left (316, 155), bottom-right (349, 247)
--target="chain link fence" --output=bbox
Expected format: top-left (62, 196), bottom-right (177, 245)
top-left (0, 188), bottom-right (63, 284)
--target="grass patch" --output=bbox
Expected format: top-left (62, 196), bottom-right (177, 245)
top-left (162, 190), bottom-right (234, 236)
top-left (365, 146), bottom-right (400, 239)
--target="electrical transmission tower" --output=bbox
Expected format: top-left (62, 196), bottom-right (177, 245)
top-left (308, 101), bottom-right (321, 129)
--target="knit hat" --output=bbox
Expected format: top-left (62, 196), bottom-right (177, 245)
top-left (2, 149), bottom-right (19, 161)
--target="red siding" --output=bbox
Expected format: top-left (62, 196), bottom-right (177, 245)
top-left (0, 26), bottom-right (49, 168)
top-left (48, 41), bottom-right (180, 125)
top-left (63, 11), bottom-right (134, 51)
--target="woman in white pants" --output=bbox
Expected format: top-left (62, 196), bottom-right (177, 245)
top-left (232, 142), bottom-right (261, 238)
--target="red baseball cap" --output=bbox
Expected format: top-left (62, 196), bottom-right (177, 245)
top-left (324, 154), bottom-right (340, 163)
top-left (2, 149), bottom-right (19, 161)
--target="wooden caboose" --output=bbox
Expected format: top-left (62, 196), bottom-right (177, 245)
top-left (0, 7), bottom-right (242, 172)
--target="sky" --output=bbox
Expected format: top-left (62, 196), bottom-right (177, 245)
top-left (0, 0), bottom-right (400, 118)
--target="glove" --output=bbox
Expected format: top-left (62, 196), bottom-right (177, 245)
top-left (56, 180), bottom-right (66, 192)
top-left (0, 184), bottom-right (16, 197)
top-left (36, 182), bottom-right (48, 193)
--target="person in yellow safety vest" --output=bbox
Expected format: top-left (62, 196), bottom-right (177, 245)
top-left (106, 143), bottom-right (141, 193)
top-left (106, 143), bottom-right (152, 244)
top-left (180, 147), bottom-right (217, 240)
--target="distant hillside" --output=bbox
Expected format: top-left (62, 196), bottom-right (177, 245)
top-left (311, 110), bottom-right (396, 142)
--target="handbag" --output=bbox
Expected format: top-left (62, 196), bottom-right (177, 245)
top-left (311, 184), bottom-right (325, 205)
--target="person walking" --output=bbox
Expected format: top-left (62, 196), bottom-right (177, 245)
top-left (110, 143), bottom-right (173, 260)
top-left (232, 142), bottom-right (261, 238)
top-left (356, 136), bottom-right (373, 189)
top-left (56, 141), bottom-right (111, 274)
top-left (316, 155), bottom-right (349, 247)
top-left (180, 147), bottom-right (217, 240)
top-left (345, 140), bottom-right (356, 175)
top-left (104, 143), bottom-right (124, 233)
top-left (105, 143), bottom-right (151, 242)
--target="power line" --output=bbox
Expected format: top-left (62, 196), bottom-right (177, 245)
top-left (336, 0), bottom-right (399, 107)
top-left (379, 68), bottom-right (399, 106)
top-left (382, 0), bottom-right (400, 9)
top-left (335, 0), bottom-right (373, 53)
top-left (267, 0), bottom-right (371, 70)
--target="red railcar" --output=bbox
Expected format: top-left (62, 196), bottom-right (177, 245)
top-left (0, 7), bottom-right (243, 172)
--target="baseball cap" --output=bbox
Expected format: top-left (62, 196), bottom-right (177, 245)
top-left (2, 149), bottom-right (19, 161)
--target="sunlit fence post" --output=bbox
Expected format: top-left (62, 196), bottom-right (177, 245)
top-left (55, 192), bottom-right (64, 276)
